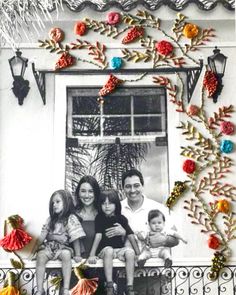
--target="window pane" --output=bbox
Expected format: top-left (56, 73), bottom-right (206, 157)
top-left (133, 95), bottom-right (163, 114)
top-left (103, 117), bottom-right (131, 136)
top-left (134, 117), bottom-right (163, 135)
top-left (73, 117), bottom-right (100, 136)
top-left (72, 96), bottom-right (100, 115)
top-left (103, 96), bottom-right (131, 115)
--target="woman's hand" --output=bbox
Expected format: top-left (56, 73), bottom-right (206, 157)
top-left (73, 256), bottom-right (83, 263)
top-left (88, 256), bottom-right (99, 264)
top-left (105, 223), bottom-right (126, 238)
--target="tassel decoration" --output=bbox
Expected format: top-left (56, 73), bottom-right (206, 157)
top-left (0, 271), bottom-right (21, 295)
top-left (98, 74), bottom-right (123, 97)
top-left (70, 263), bottom-right (98, 295)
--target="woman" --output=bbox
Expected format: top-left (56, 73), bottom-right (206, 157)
top-left (74, 175), bottom-right (100, 258)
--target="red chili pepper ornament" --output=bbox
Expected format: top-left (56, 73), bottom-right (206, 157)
top-left (203, 70), bottom-right (218, 98)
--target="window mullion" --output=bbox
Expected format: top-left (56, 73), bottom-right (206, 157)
top-left (131, 95), bottom-right (134, 137)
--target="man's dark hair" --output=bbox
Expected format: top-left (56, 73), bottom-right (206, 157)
top-left (148, 209), bottom-right (165, 223)
top-left (121, 169), bottom-right (144, 188)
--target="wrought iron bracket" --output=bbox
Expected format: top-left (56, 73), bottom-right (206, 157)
top-left (186, 59), bottom-right (203, 102)
top-left (32, 63), bottom-right (46, 105)
top-left (32, 61), bottom-right (203, 105)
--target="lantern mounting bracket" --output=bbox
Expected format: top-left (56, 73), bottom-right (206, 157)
top-left (32, 60), bottom-right (203, 105)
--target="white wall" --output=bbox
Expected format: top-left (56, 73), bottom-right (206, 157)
top-left (0, 5), bottom-right (235, 262)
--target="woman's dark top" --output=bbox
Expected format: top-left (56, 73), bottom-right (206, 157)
top-left (95, 213), bottom-right (133, 253)
top-left (80, 220), bottom-right (96, 258)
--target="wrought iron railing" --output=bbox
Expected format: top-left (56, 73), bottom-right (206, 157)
top-left (0, 264), bottom-right (235, 295)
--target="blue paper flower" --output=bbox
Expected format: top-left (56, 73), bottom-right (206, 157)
top-left (220, 139), bottom-right (234, 154)
top-left (110, 57), bottom-right (123, 70)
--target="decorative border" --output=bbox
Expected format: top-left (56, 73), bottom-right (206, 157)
top-left (62, 0), bottom-right (235, 11)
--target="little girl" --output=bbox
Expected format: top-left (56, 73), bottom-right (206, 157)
top-left (88, 189), bottom-right (140, 295)
top-left (34, 190), bottom-right (86, 295)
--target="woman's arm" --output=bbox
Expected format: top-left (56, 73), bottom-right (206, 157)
top-left (73, 239), bottom-right (83, 263)
top-left (88, 233), bottom-right (102, 264)
top-left (127, 234), bottom-right (140, 256)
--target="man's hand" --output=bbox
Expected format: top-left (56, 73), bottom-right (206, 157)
top-left (105, 223), bottom-right (126, 238)
top-left (149, 234), bottom-right (179, 248)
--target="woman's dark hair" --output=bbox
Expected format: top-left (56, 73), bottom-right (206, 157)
top-left (121, 169), bottom-right (144, 188)
top-left (75, 175), bottom-right (100, 210)
top-left (148, 209), bottom-right (165, 223)
top-left (49, 190), bottom-right (75, 230)
top-left (99, 189), bottom-right (121, 216)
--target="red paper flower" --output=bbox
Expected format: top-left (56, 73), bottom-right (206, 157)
top-left (187, 104), bottom-right (200, 116)
top-left (71, 277), bottom-right (98, 295)
top-left (55, 52), bottom-right (75, 70)
top-left (208, 235), bottom-right (220, 250)
top-left (155, 40), bottom-right (174, 56)
top-left (49, 28), bottom-right (64, 42)
top-left (0, 228), bottom-right (32, 251)
top-left (99, 74), bottom-right (123, 97)
top-left (182, 159), bottom-right (196, 174)
top-left (74, 21), bottom-right (87, 36)
top-left (122, 26), bottom-right (144, 44)
top-left (203, 71), bottom-right (218, 97)
top-left (106, 12), bottom-right (121, 25)
top-left (220, 121), bottom-right (235, 135)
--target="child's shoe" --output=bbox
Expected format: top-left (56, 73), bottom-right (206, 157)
top-left (106, 281), bottom-right (114, 295)
top-left (164, 258), bottom-right (172, 268)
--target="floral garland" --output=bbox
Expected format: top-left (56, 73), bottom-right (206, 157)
top-left (38, 11), bottom-right (235, 280)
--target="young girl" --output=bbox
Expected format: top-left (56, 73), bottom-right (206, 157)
top-left (137, 209), bottom-right (187, 268)
top-left (88, 189), bottom-right (140, 295)
top-left (33, 190), bottom-right (86, 295)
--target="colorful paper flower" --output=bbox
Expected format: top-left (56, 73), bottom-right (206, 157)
top-left (55, 52), bottom-right (75, 70)
top-left (208, 235), bottom-right (220, 250)
top-left (187, 104), bottom-right (200, 116)
top-left (106, 12), bottom-right (121, 25)
top-left (203, 70), bottom-right (218, 98)
top-left (220, 121), bottom-right (235, 135)
top-left (49, 27), bottom-right (64, 42)
top-left (155, 40), bottom-right (174, 56)
top-left (110, 57), bottom-right (123, 69)
top-left (183, 23), bottom-right (199, 39)
top-left (74, 21), bottom-right (87, 36)
top-left (182, 159), bottom-right (196, 174)
top-left (217, 199), bottom-right (230, 213)
top-left (122, 26), bottom-right (144, 44)
top-left (220, 139), bottom-right (234, 154)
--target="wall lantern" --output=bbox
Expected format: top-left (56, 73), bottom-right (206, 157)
top-left (8, 49), bottom-right (30, 105)
top-left (207, 47), bottom-right (227, 103)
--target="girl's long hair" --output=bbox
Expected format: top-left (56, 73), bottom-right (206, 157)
top-left (75, 176), bottom-right (100, 211)
top-left (49, 190), bottom-right (75, 231)
top-left (99, 189), bottom-right (121, 216)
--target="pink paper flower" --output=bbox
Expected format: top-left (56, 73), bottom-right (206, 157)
top-left (187, 105), bottom-right (200, 116)
top-left (220, 121), bottom-right (235, 135)
top-left (155, 40), bottom-right (174, 56)
top-left (106, 12), bottom-right (121, 25)
top-left (49, 27), bottom-right (64, 42)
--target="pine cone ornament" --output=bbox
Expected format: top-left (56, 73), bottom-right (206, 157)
top-left (209, 251), bottom-right (226, 280)
top-left (99, 74), bottom-right (123, 97)
top-left (203, 71), bottom-right (218, 98)
top-left (122, 26), bottom-right (144, 44)
top-left (166, 181), bottom-right (187, 208)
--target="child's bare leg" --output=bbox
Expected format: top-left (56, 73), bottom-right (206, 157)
top-left (124, 249), bottom-right (135, 286)
top-left (59, 249), bottom-right (72, 294)
top-left (36, 251), bottom-right (49, 294)
top-left (160, 248), bottom-right (172, 268)
top-left (103, 247), bottom-right (114, 283)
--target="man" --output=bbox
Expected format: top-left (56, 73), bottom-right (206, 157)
top-left (121, 169), bottom-right (179, 249)
top-left (106, 168), bottom-right (178, 249)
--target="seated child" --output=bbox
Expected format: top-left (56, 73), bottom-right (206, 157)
top-left (137, 209), bottom-right (187, 268)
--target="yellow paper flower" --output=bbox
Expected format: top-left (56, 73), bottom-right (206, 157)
top-left (183, 23), bottom-right (199, 39)
top-left (217, 199), bottom-right (230, 213)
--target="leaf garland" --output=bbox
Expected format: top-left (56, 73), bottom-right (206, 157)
top-left (208, 105), bottom-right (234, 129)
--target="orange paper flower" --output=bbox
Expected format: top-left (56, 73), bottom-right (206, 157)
top-left (74, 21), bottom-right (87, 36)
top-left (217, 199), bottom-right (230, 213)
top-left (183, 23), bottom-right (199, 39)
top-left (55, 52), bottom-right (75, 70)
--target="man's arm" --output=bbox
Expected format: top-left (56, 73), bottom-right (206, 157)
top-left (149, 234), bottom-right (179, 248)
